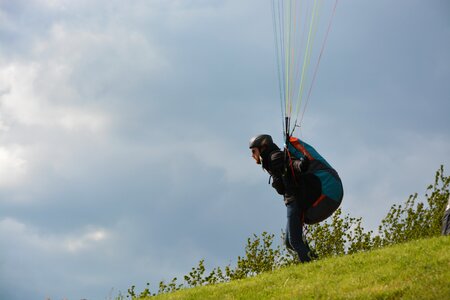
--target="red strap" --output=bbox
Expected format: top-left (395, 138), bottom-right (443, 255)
top-left (312, 194), bottom-right (326, 208)
top-left (286, 148), bottom-right (298, 185)
top-left (289, 137), bottom-right (314, 161)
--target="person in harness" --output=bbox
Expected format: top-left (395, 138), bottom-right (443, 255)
top-left (442, 196), bottom-right (450, 236)
top-left (249, 134), bottom-right (343, 262)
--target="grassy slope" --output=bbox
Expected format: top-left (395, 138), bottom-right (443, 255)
top-left (149, 236), bottom-right (450, 300)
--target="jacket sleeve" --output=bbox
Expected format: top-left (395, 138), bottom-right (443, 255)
top-left (269, 150), bottom-right (285, 177)
top-left (271, 176), bottom-right (285, 195)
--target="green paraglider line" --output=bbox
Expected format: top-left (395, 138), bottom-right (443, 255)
top-left (295, 0), bottom-right (319, 125)
top-left (271, 0), bottom-right (338, 138)
top-left (297, 0), bottom-right (339, 129)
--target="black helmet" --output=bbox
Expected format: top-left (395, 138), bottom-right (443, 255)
top-left (249, 134), bottom-right (273, 149)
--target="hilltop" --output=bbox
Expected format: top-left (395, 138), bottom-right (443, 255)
top-left (147, 236), bottom-right (449, 299)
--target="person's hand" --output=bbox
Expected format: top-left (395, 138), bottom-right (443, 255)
top-left (292, 157), bottom-right (309, 172)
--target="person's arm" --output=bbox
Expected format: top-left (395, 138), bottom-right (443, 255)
top-left (271, 176), bottom-right (285, 195)
top-left (269, 150), bottom-right (285, 177)
top-left (268, 150), bottom-right (287, 195)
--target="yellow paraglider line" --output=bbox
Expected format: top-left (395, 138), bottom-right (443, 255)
top-left (271, 0), bottom-right (338, 137)
top-left (298, 0), bottom-right (338, 128)
top-left (294, 0), bottom-right (320, 130)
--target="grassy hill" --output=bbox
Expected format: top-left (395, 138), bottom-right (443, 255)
top-left (147, 236), bottom-right (449, 299)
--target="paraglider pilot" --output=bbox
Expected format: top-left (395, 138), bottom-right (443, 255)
top-left (249, 134), bottom-right (343, 262)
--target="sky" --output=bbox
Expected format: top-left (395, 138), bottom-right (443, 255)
top-left (0, 0), bottom-right (449, 299)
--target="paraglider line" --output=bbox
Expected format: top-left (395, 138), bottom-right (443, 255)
top-left (299, 0), bottom-right (338, 126)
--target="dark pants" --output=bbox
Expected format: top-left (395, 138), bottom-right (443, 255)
top-left (285, 200), bottom-right (312, 262)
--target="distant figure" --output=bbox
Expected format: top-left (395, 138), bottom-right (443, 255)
top-left (442, 196), bottom-right (450, 235)
top-left (249, 134), bottom-right (343, 262)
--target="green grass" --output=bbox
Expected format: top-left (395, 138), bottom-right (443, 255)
top-left (148, 236), bottom-right (450, 299)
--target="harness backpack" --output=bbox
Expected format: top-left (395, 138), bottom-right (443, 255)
top-left (287, 136), bottom-right (343, 224)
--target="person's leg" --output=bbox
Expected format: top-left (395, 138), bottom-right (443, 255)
top-left (286, 200), bottom-right (311, 262)
top-left (285, 222), bottom-right (295, 251)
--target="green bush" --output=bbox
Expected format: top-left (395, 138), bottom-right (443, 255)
top-left (374, 165), bottom-right (449, 247)
top-left (123, 166), bottom-right (449, 299)
top-left (305, 208), bottom-right (375, 258)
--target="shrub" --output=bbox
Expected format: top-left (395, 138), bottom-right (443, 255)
top-left (374, 165), bottom-right (449, 247)
top-left (305, 209), bottom-right (375, 258)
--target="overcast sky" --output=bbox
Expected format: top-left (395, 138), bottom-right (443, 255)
top-left (1, 0), bottom-right (449, 299)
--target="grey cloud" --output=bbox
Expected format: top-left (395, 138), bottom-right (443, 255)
top-left (1, 1), bottom-right (450, 299)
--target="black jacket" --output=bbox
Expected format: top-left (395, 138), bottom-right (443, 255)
top-left (261, 144), bottom-right (321, 206)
